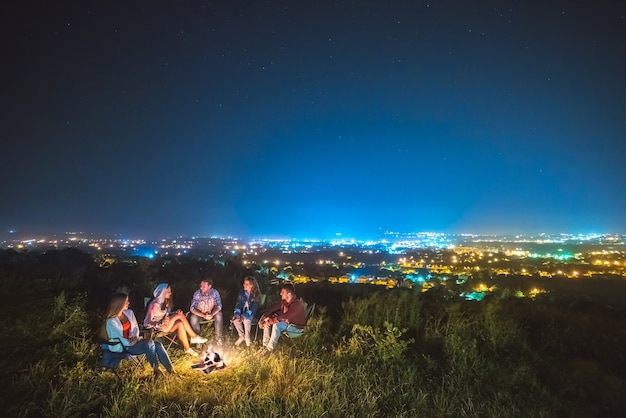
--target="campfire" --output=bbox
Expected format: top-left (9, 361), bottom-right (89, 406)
top-left (190, 346), bottom-right (226, 374)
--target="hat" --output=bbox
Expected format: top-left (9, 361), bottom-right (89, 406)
top-left (153, 283), bottom-right (169, 301)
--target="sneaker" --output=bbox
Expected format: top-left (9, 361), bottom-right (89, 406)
top-left (190, 336), bottom-right (208, 344)
top-left (235, 337), bottom-right (245, 346)
top-left (245, 338), bottom-right (251, 347)
top-left (185, 348), bottom-right (199, 356)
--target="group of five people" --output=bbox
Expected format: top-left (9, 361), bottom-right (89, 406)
top-left (101, 277), bottom-right (307, 377)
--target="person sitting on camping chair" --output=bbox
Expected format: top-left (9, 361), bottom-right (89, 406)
top-left (257, 283), bottom-right (306, 354)
top-left (144, 283), bottom-right (207, 356)
top-left (101, 292), bottom-right (175, 378)
top-left (231, 276), bottom-right (262, 347)
top-left (189, 278), bottom-right (224, 346)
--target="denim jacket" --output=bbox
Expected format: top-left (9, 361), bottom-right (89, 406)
top-left (233, 290), bottom-right (260, 320)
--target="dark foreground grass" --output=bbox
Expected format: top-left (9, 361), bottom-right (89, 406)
top-left (1, 283), bottom-right (625, 417)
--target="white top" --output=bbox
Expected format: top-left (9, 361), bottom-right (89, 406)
top-left (144, 299), bottom-right (170, 329)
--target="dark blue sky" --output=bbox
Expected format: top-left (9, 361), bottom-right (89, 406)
top-left (2, 1), bottom-right (625, 239)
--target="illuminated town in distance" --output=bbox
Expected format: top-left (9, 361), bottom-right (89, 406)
top-left (2, 230), bottom-right (625, 303)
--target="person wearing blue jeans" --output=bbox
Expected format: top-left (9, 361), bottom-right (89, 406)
top-left (258, 283), bottom-right (306, 353)
top-left (102, 293), bottom-right (174, 378)
top-left (232, 276), bottom-right (262, 347)
top-left (189, 279), bottom-right (224, 346)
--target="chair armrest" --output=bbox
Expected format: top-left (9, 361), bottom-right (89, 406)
top-left (139, 325), bottom-right (155, 339)
top-left (107, 337), bottom-right (123, 346)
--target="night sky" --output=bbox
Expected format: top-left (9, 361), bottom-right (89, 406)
top-left (2, 1), bottom-right (625, 240)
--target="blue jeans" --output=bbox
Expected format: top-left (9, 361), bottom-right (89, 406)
top-left (233, 318), bottom-right (253, 342)
top-left (189, 311), bottom-right (224, 341)
top-left (263, 322), bottom-right (303, 351)
top-left (126, 339), bottom-right (173, 372)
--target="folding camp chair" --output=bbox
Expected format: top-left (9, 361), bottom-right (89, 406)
top-left (251, 293), bottom-right (267, 342)
top-left (100, 338), bottom-right (144, 375)
top-left (150, 328), bottom-right (179, 350)
top-left (281, 299), bottom-right (316, 340)
top-left (229, 293), bottom-right (267, 342)
top-left (304, 302), bottom-right (316, 324)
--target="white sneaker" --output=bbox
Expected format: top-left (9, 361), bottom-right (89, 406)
top-left (190, 336), bottom-right (208, 344)
top-left (235, 337), bottom-right (245, 346)
top-left (185, 348), bottom-right (199, 356)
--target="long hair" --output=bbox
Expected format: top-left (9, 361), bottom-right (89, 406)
top-left (106, 293), bottom-right (128, 318)
top-left (244, 276), bottom-right (262, 302)
top-left (99, 293), bottom-right (127, 341)
top-left (161, 289), bottom-right (173, 311)
top-left (153, 283), bottom-right (173, 311)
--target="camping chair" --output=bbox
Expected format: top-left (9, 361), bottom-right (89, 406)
top-left (228, 293), bottom-right (267, 343)
top-left (149, 328), bottom-right (178, 350)
top-left (250, 293), bottom-right (267, 342)
top-left (100, 338), bottom-right (144, 375)
top-left (281, 299), bottom-right (316, 340)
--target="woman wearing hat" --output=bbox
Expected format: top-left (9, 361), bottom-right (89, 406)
top-left (144, 283), bottom-right (207, 356)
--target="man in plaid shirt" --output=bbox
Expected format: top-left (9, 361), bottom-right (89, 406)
top-left (189, 279), bottom-right (224, 346)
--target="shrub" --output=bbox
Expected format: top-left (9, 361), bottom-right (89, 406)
top-left (336, 321), bottom-right (414, 363)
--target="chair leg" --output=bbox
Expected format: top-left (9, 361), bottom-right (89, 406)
top-left (128, 355), bottom-right (144, 374)
top-left (155, 332), bottom-right (178, 351)
top-left (165, 335), bottom-right (177, 350)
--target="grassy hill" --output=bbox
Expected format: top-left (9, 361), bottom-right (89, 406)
top-left (1, 251), bottom-right (625, 417)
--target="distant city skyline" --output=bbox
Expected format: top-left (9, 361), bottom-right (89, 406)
top-left (2, 228), bottom-right (623, 244)
top-left (2, 2), bottom-right (624, 238)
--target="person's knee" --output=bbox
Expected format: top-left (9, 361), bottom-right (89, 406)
top-left (189, 315), bottom-right (202, 333)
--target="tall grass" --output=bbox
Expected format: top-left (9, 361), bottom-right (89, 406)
top-left (1, 283), bottom-right (625, 417)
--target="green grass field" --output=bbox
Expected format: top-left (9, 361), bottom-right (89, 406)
top-left (1, 248), bottom-right (625, 418)
top-left (2, 279), bottom-right (626, 417)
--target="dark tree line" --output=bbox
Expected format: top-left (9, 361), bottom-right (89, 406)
top-left (0, 248), bottom-right (273, 317)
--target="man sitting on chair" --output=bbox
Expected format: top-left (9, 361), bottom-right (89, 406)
top-left (189, 279), bottom-right (224, 346)
top-left (258, 283), bottom-right (306, 354)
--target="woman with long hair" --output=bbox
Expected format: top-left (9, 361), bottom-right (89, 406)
top-left (101, 292), bottom-right (174, 378)
top-left (144, 283), bottom-right (206, 356)
top-left (231, 276), bottom-right (262, 347)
